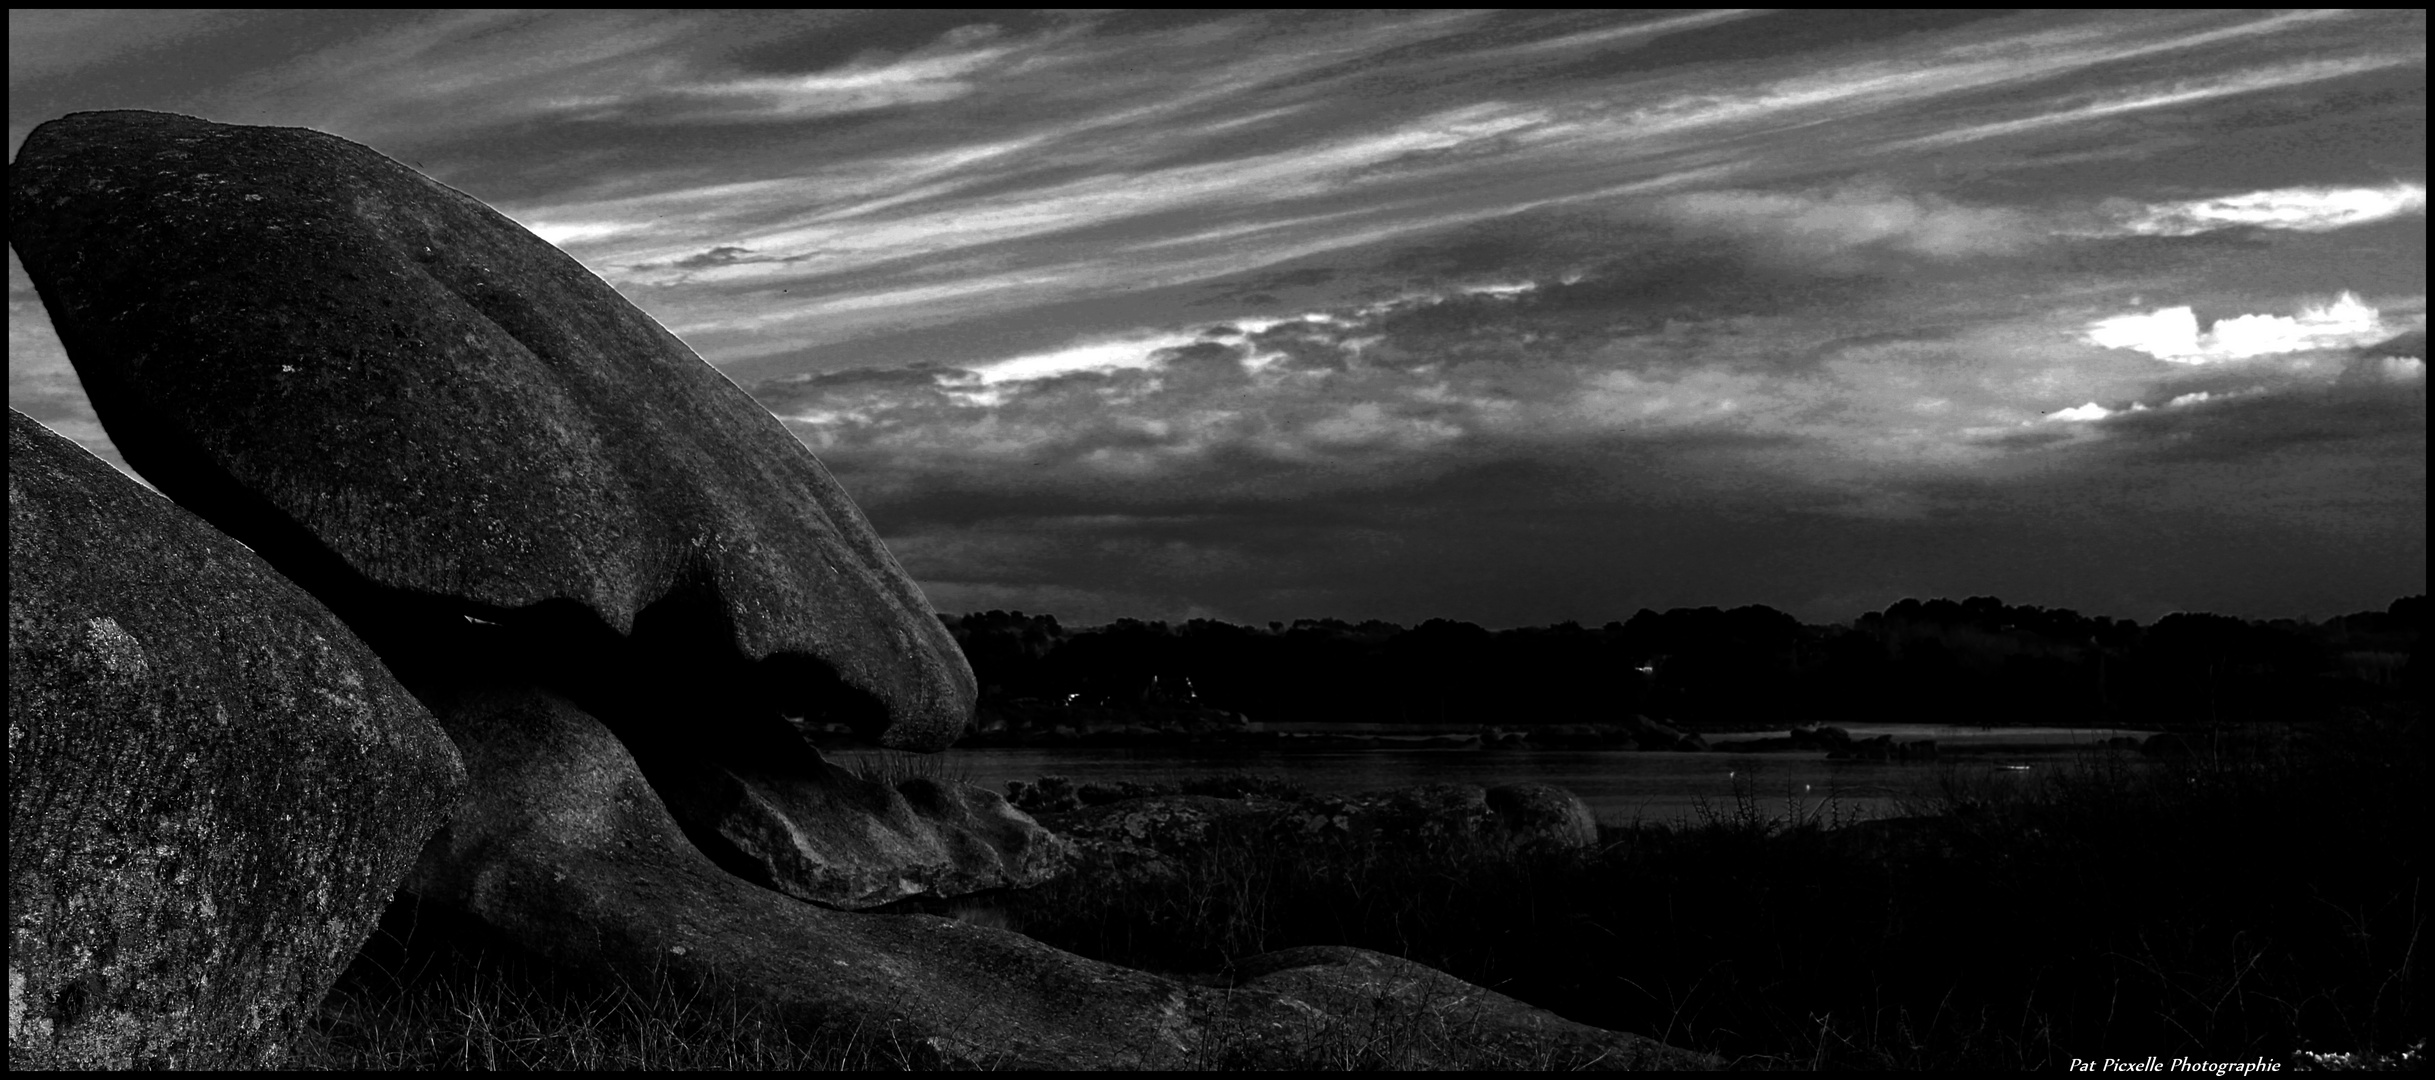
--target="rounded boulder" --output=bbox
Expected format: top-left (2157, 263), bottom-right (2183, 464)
top-left (7, 410), bottom-right (465, 1069)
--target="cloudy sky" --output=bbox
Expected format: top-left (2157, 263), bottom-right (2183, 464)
top-left (9, 10), bottom-right (2425, 627)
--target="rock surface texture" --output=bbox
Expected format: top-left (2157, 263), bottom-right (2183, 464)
top-left (7, 108), bottom-right (972, 751)
top-left (9, 108), bottom-right (1019, 906)
top-left (11, 111), bottom-right (1708, 1068)
top-left (658, 749), bottom-right (1073, 910)
top-left (6, 410), bottom-right (465, 1069)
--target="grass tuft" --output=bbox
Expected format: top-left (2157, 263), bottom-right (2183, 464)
top-left (286, 914), bottom-right (924, 1070)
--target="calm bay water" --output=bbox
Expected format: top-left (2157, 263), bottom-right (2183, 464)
top-left (902, 724), bottom-right (2161, 827)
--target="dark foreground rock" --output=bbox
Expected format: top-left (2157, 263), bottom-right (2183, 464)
top-left (7, 410), bottom-right (465, 1069)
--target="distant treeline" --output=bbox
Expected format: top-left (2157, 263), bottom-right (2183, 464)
top-left (943, 596), bottom-right (2426, 729)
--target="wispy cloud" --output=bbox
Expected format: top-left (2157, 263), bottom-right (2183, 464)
top-left (10, 8), bottom-right (2424, 623)
top-left (1655, 182), bottom-right (2039, 259)
top-left (642, 27), bottom-right (1016, 122)
top-left (2108, 184), bottom-right (2427, 236)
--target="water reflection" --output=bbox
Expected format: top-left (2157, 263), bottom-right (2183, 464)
top-left (915, 724), bottom-right (2158, 828)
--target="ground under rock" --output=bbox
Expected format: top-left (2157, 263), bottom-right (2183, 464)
top-left (7, 410), bottom-right (465, 1069)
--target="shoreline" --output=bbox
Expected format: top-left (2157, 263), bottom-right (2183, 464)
top-left (811, 718), bottom-right (2170, 755)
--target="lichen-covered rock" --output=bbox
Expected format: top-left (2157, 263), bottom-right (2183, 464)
top-left (7, 109), bottom-right (971, 750)
top-left (7, 410), bottom-right (465, 1069)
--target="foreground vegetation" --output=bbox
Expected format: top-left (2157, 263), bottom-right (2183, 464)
top-left (293, 710), bottom-right (2425, 1070)
top-left (290, 954), bottom-right (899, 1070)
top-left (971, 712), bottom-right (2425, 1068)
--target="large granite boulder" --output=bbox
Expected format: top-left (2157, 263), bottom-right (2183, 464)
top-left (8, 109), bottom-right (971, 751)
top-left (8, 111), bottom-right (1018, 904)
top-left (7, 410), bottom-right (465, 1069)
top-left (9, 111), bottom-right (1704, 1067)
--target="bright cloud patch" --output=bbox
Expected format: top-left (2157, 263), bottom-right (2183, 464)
top-left (2046, 389), bottom-right (2250, 423)
top-left (2047, 402), bottom-right (2122, 422)
top-left (971, 331), bottom-right (1211, 384)
top-left (2082, 292), bottom-right (2393, 364)
top-left (1657, 183), bottom-right (2034, 258)
top-left (2114, 184), bottom-right (2426, 236)
top-left (525, 220), bottom-right (642, 246)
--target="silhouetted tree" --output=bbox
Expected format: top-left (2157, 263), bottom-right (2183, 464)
top-left (938, 593), bottom-right (2422, 735)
